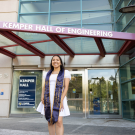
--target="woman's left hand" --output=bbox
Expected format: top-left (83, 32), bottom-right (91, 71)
top-left (60, 100), bottom-right (64, 111)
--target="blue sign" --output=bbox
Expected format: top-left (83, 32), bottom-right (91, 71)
top-left (17, 76), bottom-right (36, 108)
top-left (93, 97), bottom-right (100, 114)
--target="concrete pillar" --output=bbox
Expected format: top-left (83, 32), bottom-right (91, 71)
top-left (0, 54), bottom-right (12, 117)
top-left (0, 0), bottom-right (19, 117)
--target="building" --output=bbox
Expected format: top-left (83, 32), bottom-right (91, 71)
top-left (0, 0), bottom-right (135, 122)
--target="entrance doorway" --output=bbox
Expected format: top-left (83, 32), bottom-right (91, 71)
top-left (88, 69), bottom-right (120, 117)
top-left (67, 71), bottom-right (84, 115)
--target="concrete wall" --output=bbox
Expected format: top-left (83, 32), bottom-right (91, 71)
top-left (0, 54), bottom-right (13, 117)
top-left (0, 0), bottom-right (19, 22)
top-left (0, 0), bottom-right (19, 117)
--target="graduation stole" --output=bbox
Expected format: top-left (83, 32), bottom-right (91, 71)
top-left (44, 69), bottom-right (64, 124)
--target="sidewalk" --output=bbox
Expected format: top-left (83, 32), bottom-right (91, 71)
top-left (0, 117), bottom-right (135, 135)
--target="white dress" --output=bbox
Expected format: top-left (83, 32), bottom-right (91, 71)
top-left (37, 70), bottom-right (71, 117)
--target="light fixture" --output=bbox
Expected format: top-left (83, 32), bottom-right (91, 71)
top-left (119, 5), bottom-right (135, 13)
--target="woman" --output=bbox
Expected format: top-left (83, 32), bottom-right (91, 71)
top-left (41, 55), bottom-right (71, 135)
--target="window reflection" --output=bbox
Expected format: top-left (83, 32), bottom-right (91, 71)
top-left (120, 46), bottom-right (135, 66)
top-left (21, 1), bottom-right (49, 13)
top-left (50, 12), bottom-right (81, 25)
top-left (68, 74), bottom-right (82, 98)
top-left (68, 100), bottom-right (83, 113)
top-left (115, 0), bottom-right (130, 21)
top-left (88, 69), bottom-right (119, 115)
top-left (122, 80), bottom-right (135, 100)
top-left (123, 101), bottom-right (135, 120)
top-left (82, 24), bottom-right (113, 31)
top-left (51, 0), bottom-right (80, 11)
top-left (64, 37), bottom-right (100, 54)
top-left (116, 13), bottom-right (134, 32)
top-left (67, 74), bottom-right (83, 113)
top-left (82, 0), bottom-right (113, 10)
top-left (20, 14), bottom-right (48, 25)
top-left (82, 11), bottom-right (113, 24)
top-left (120, 59), bottom-right (135, 82)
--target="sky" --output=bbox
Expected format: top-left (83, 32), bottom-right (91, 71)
top-left (88, 69), bottom-right (118, 81)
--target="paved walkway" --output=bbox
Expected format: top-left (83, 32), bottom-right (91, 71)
top-left (0, 117), bottom-right (135, 135)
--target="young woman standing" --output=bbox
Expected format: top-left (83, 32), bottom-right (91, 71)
top-left (41, 55), bottom-right (71, 135)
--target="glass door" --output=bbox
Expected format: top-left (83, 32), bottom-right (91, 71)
top-left (67, 71), bottom-right (84, 114)
top-left (88, 69), bottom-right (119, 115)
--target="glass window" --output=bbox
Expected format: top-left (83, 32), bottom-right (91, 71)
top-left (68, 74), bottom-right (82, 99)
top-left (0, 35), bottom-right (16, 47)
top-left (16, 32), bottom-right (50, 42)
top-left (51, 0), bottom-right (80, 11)
top-left (131, 0), bottom-right (135, 5)
top-left (20, 0), bottom-right (47, 2)
top-left (125, 18), bottom-right (135, 33)
top-left (113, 0), bottom-right (120, 7)
top-left (5, 46), bottom-right (34, 55)
top-left (122, 80), bottom-right (135, 100)
top-left (32, 41), bottom-right (67, 54)
top-left (68, 100), bottom-right (83, 113)
top-left (102, 39), bottom-right (125, 53)
top-left (82, 0), bottom-right (113, 10)
top-left (20, 14), bottom-right (48, 25)
top-left (10, 70), bottom-right (42, 114)
top-left (123, 101), bottom-right (135, 120)
top-left (54, 25), bottom-right (81, 28)
top-left (120, 46), bottom-right (135, 66)
top-left (50, 12), bottom-right (81, 25)
top-left (20, 1), bottom-right (49, 13)
top-left (64, 37), bottom-right (100, 54)
top-left (67, 74), bottom-right (83, 113)
top-left (115, 0), bottom-right (130, 21)
top-left (82, 11), bottom-right (113, 24)
top-left (88, 69), bottom-right (119, 115)
top-left (120, 59), bottom-right (135, 82)
top-left (82, 24), bottom-right (113, 31)
top-left (116, 13), bottom-right (134, 32)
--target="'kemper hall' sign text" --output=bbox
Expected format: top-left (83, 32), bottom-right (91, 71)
top-left (18, 76), bottom-right (36, 108)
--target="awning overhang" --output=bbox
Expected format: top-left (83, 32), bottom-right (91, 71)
top-left (0, 21), bottom-right (135, 58)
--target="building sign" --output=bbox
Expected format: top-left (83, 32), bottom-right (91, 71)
top-left (1, 21), bottom-right (135, 41)
top-left (1, 22), bottom-right (113, 38)
top-left (0, 73), bottom-right (8, 79)
top-left (17, 76), bottom-right (36, 108)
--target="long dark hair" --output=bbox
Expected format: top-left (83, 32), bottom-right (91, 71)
top-left (50, 55), bottom-right (65, 71)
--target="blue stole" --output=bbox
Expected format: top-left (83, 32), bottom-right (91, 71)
top-left (44, 69), bottom-right (64, 124)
